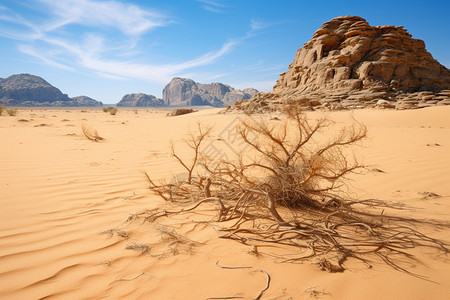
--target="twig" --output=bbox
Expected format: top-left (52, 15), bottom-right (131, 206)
top-left (253, 269), bottom-right (271, 300)
top-left (207, 297), bottom-right (243, 300)
top-left (111, 272), bottom-right (147, 284)
top-left (216, 260), bottom-right (252, 269)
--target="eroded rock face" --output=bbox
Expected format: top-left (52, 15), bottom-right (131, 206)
top-left (0, 74), bottom-right (71, 105)
top-left (163, 77), bottom-right (258, 107)
top-left (116, 93), bottom-right (164, 107)
top-left (232, 16), bottom-right (450, 112)
top-left (0, 74), bottom-right (102, 106)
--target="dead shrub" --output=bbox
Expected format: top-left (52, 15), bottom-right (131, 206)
top-left (0, 104), bottom-right (4, 116)
top-left (81, 123), bottom-right (104, 142)
top-left (139, 105), bottom-right (449, 277)
top-left (103, 107), bottom-right (117, 115)
top-left (6, 108), bottom-right (18, 116)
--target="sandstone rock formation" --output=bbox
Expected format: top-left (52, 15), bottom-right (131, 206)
top-left (0, 74), bottom-right (102, 106)
top-left (232, 16), bottom-right (450, 112)
top-left (163, 77), bottom-right (258, 107)
top-left (116, 93), bottom-right (164, 107)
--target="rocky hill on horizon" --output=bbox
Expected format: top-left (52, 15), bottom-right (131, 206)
top-left (70, 95), bottom-right (103, 107)
top-left (163, 77), bottom-right (258, 107)
top-left (231, 15), bottom-right (450, 112)
top-left (116, 93), bottom-right (164, 107)
top-left (0, 74), bottom-right (102, 107)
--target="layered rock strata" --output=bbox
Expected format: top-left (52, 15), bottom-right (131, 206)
top-left (231, 16), bottom-right (450, 112)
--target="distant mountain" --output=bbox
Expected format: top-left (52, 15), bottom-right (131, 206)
top-left (116, 93), bottom-right (164, 107)
top-left (0, 74), bottom-right (102, 106)
top-left (162, 77), bottom-right (258, 107)
top-left (71, 95), bottom-right (103, 107)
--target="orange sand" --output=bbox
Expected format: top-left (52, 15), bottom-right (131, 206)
top-left (0, 107), bottom-right (449, 299)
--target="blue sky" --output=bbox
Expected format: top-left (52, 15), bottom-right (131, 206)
top-left (0, 0), bottom-right (449, 103)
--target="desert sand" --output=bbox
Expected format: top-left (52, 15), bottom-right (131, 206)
top-left (0, 107), bottom-right (449, 299)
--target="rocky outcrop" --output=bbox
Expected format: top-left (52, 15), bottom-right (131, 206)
top-left (0, 74), bottom-right (71, 105)
top-left (0, 74), bottom-right (102, 106)
top-left (163, 77), bottom-right (258, 107)
top-left (231, 16), bottom-right (450, 112)
top-left (116, 93), bottom-right (164, 107)
top-left (71, 96), bottom-right (103, 107)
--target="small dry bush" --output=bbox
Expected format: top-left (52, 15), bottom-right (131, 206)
top-left (0, 104), bottom-right (4, 116)
top-left (100, 228), bottom-right (129, 239)
top-left (140, 105), bottom-right (449, 277)
top-left (125, 225), bottom-right (201, 257)
top-left (103, 107), bottom-right (117, 115)
top-left (6, 108), bottom-right (18, 116)
top-left (81, 123), bottom-right (104, 142)
top-left (168, 108), bottom-right (195, 116)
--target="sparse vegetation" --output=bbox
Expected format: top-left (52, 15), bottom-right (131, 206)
top-left (6, 108), bottom-right (18, 116)
top-left (137, 105), bottom-right (449, 277)
top-left (100, 228), bottom-right (129, 239)
top-left (0, 104), bottom-right (3, 116)
top-left (81, 123), bottom-right (104, 142)
top-left (125, 225), bottom-right (201, 257)
top-left (103, 107), bottom-right (118, 115)
top-left (126, 243), bottom-right (150, 255)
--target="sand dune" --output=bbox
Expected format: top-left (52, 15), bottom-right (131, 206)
top-left (0, 107), bottom-right (449, 299)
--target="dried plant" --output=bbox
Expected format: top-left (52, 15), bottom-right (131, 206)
top-left (109, 107), bottom-right (118, 115)
top-left (126, 243), bottom-right (150, 255)
top-left (139, 106), bottom-right (449, 277)
top-left (81, 123), bottom-right (104, 142)
top-left (0, 104), bottom-right (4, 116)
top-left (124, 225), bottom-right (201, 257)
top-left (6, 108), bottom-right (18, 116)
top-left (100, 228), bottom-right (129, 239)
top-left (103, 107), bottom-right (117, 115)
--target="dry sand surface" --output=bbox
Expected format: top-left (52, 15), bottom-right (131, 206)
top-left (0, 106), bottom-right (449, 299)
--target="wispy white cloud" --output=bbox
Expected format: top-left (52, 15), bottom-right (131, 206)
top-left (196, 0), bottom-right (228, 13)
top-left (40, 0), bottom-right (168, 36)
top-left (250, 19), bottom-right (270, 31)
top-left (0, 7), bottom-right (43, 40)
top-left (72, 42), bottom-right (236, 84)
top-left (16, 31), bottom-right (236, 84)
top-left (18, 44), bottom-right (74, 71)
top-left (174, 41), bottom-right (236, 71)
top-left (247, 18), bottom-right (288, 37)
top-left (0, 0), bottom-right (237, 84)
top-left (196, 0), bottom-right (227, 6)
